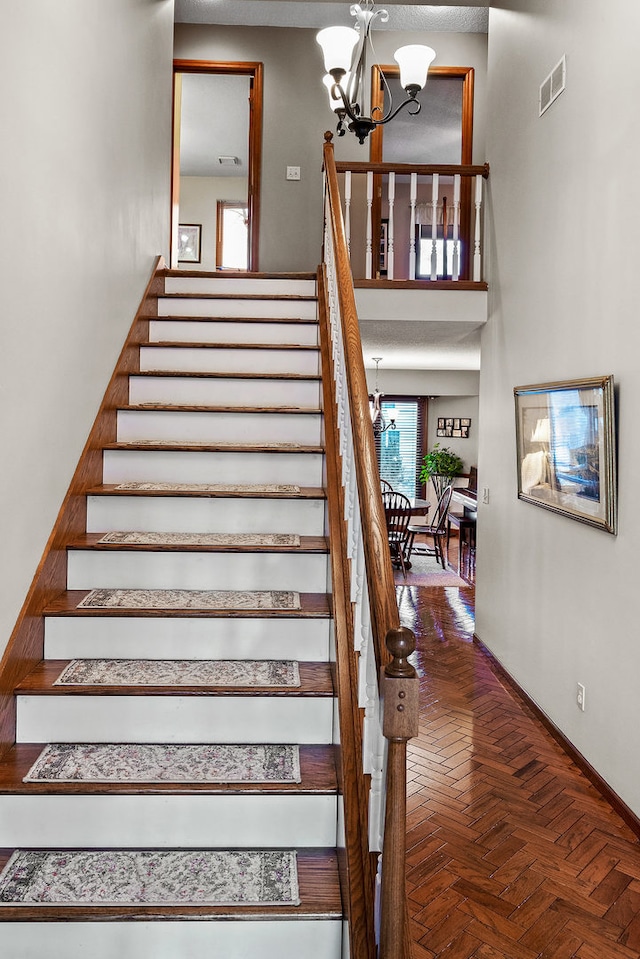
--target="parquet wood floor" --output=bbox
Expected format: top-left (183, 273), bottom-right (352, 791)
top-left (399, 577), bottom-right (640, 959)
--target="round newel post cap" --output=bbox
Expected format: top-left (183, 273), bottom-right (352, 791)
top-left (384, 626), bottom-right (416, 678)
top-left (324, 130), bottom-right (334, 143)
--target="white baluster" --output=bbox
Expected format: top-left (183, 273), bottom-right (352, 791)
top-left (344, 171), bottom-right (352, 258)
top-left (430, 172), bottom-right (439, 281)
top-left (362, 616), bottom-right (379, 769)
top-left (474, 174), bottom-right (483, 281)
top-left (387, 172), bottom-right (395, 280)
top-left (352, 540), bottom-right (367, 651)
top-left (409, 172), bottom-right (417, 280)
top-left (367, 690), bottom-right (387, 852)
top-left (452, 174), bottom-right (461, 282)
top-left (365, 170), bottom-right (373, 279)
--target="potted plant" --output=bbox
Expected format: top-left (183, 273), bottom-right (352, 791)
top-left (420, 443), bottom-right (464, 500)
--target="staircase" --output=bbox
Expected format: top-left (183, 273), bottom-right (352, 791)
top-left (0, 271), bottom-right (345, 957)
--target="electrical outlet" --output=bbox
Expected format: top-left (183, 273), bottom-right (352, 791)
top-left (576, 683), bottom-right (586, 711)
top-left (286, 166), bottom-right (301, 181)
top-left (482, 487), bottom-right (490, 505)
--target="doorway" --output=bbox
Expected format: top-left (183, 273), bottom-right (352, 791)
top-left (171, 60), bottom-right (263, 271)
top-left (369, 66), bottom-right (474, 165)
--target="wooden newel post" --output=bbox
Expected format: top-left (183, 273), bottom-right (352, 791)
top-left (379, 626), bottom-right (419, 959)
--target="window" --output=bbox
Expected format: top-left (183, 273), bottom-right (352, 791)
top-left (416, 228), bottom-right (461, 280)
top-left (374, 397), bottom-right (426, 499)
top-left (216, 201), bottom-right (249, 270)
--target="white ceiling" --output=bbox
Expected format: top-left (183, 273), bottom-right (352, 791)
top-left (360, 319), bottom-right (481, 371)
top-left (175, 1), bottom-right (489, 32)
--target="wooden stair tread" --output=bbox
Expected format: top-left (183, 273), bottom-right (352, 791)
top-left (159, 292), bottom-right (317, 302)
top-left (131, 370), bottom-right (321, 381)
top-left (143, 315), bottom-right (318, 325)
top-left (103, 440), bottom-right (324, 453)
top-left (16, 661), bottom-right (334, 696)
top-left (120, 403), bottom-right (322, 414)
top-left (68, 534), bottom-right (329, 553)
top-left (142, 341), bottom-right (319, 351)
top-left (161, 269), bottom-right (316, 280)
top-left (88, 484), bottom-right (326, 499)
top-left (0, 744), bottom-right (337, 795)
top-left (0, 847), bottom-right (341, 920)
top-left (43, 591), bottom-right (332, 618)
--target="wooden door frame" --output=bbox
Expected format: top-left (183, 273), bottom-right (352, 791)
top-left (369, 65), bottom-right (474, 165)
top-left (171, 59), bottom-right (263, 271)
top-left (369, 66), bottom-right (474, 279)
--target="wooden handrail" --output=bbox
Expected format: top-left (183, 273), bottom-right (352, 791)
top-left (322, 132), bottom-right (419, 959)
top-left (317, 264), bottom-right (377, 959)
top-left (323, 133), bottom-right (399, 668)
top-left (335, 160), bottom-right (490, 178)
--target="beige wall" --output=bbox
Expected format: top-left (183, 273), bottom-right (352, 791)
top-left (428, 395), bottom-right (479, 474)
top-left (478, 0), bottom-right (640, 815)
top-left (0, 0), bottom-right (174, 658)
top-left (174, 24), bottom-right (488, 272)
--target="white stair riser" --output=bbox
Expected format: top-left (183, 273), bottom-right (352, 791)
top-left (86, 495), bottom-right (326, 536)
top-left (0, 920), bottom-right (343, 959)
top-left (117, 410), bottom-right (322, 445)
top-left (17, 696), bottom-right (334, 744)
top-left (67, 550), bottom-right (328, 592)
top-left (149, 318), bottom-right (318, 345)
top-left (44, 616), bottom-right (331, 661)
top-left (158, 297), bottom-right (317, 320)
top-left (0, 795), bottom-right (337, 848)
top-left (165, 277), bottom-right (316, 296)
top-left (103, 449), bottom-right (324, 486)
top-left (139, 346), bottom-right (320, 375)
top-left (129, 375), bottom-right (321, 409)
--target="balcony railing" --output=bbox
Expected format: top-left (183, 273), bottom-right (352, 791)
top-left (332, 152), bottom-right (489, 286)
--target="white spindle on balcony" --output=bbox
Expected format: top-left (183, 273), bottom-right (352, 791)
top-left (409, 172), bottom-right (417, 280)
top-left (452, 174), bottom-right (461, 281)
top-left (474, 173), bottom-right (483, 282)
top-left (344, 170), bottom-right (352, 256)
top-left (387, 172), bottom-right (395, 280)
top-left (365, 170), bottom-right (374, 279)
top-left (430, 172), bottom-right (439, 281)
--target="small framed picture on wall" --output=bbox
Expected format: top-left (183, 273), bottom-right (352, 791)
top-left (178, 224), bottom-right (202, 263)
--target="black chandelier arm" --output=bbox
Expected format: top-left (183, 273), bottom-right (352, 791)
top-left (372, 94), bottom-right (422, 127)
top-left (331, 81), bottom-right (363, 127)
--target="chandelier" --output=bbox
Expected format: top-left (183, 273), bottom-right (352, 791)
top-left (370, 358), bottom-right (396, 436)
top-left (317, 2), bottom-right (436, 144)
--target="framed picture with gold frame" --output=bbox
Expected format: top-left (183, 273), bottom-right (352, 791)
top-left (514, 375), bottom-right (617, 533)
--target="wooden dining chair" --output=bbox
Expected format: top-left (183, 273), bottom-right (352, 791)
top-left (382, 489), bottom-right (413, 578)
top-left (406, 485), bottom-right (453, 568)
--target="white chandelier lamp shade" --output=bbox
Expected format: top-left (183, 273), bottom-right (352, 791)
top-left (316, 26), bottom-right (359, 79)
top-left (323, 73), bottom-right (349, 113)
top-left (394, 44), bottom-right (436, 95)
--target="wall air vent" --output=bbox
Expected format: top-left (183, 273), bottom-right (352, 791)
top-left (217, 155), bottom-right (240, 166)
top-left (539, 55), bottom-right (566, 117)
